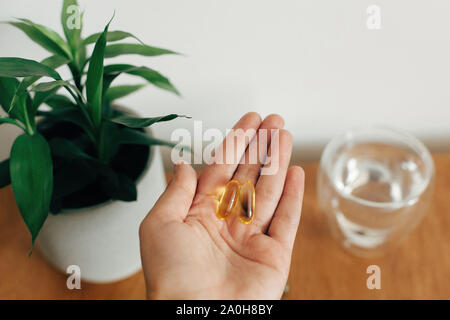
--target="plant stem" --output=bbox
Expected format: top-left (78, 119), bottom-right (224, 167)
top-left (95, 121), bottom-right (110, 163)
top-left (66, 62), bottom-right (105, 162)
top-left (63, 85), bottom-right (93, 127)
top-left (68, 63), bottom-right (83, 92)
top-left (20, 100), bottom-right (35, 135)
top-left (62, 85), bottom-right (102, 156)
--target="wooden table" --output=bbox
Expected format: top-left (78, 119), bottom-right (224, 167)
top-left (1, 154), bottom-right (449, 299)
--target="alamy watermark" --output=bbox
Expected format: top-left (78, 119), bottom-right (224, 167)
top-left (65, 5), bottom-right (82, 30)
top-left (170, 121), bottom-right (280, 175)
top-left (366, 5), bottom-right (381, 30)
top-left (366, 265), bottom-right (381, 290)
top-left (66, 265), bottom-right (81, 290)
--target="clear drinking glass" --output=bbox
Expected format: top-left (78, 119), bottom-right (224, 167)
top-left (317, 126), bottom-right (435, 257)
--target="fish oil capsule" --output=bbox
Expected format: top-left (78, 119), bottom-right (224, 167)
top-left (237, 180), bottom-right (255, 224)
top-left (216, 180), bottom-right (240, 220)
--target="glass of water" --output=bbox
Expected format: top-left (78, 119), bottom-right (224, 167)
top-left (317, 126), bottom-right (435, 257)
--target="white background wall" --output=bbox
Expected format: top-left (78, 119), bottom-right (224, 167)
top-left (1, 0), bottom-right (450, 167)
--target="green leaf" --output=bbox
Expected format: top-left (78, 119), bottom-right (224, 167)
top-left (7, 81), bottom-right (29, 112)
top-left (38, 107), bottom-right (95, 141)
top-left (76, 38), bottom-right (87, 72)
top-left (48, 137), bottom-right (95, 160)
top-left (84, 30), bottom-right (143, 45)
top-left (0, 77), bottom-right (33, 126)
top-left (103, 64), bottom-right (135, 75)
top-left (31, 80), bottom-right (71, 92)
top-left (41, 55), bottom-right (70, 69)
top-left (111, 114), bottom-right (190, 128)
top-left (103, 64), bottom-right (179, 95)
top-left (18, 55), bottom-right (69, 98)
top-left (0, 159), bottom-right (10, 188)
top-left (128, 67), bottom-right (179, 95)
top-left (98, 121), bottom-right (121, 162)
top-left (104, 84), bottom-right (146, 102)
top-left (0, 58), bottom-right (61, 79)
top-left (0, 77), bottom-right (20, 116)
top-left (10, 134), bottom-right (53, 246)
top-left (33, 87), bottom-right (60, 111)
top-left (0, 57), bottom-right (66, 118)
top-left (86, 19), bottom-right (112, 127)
top-left (31, 80), bottom-right (84, 111)
top-left (7, 20), bottom-right (71, 59)
top-left (44, 94), bottom-right (76, 110)
top-left (118, 128), bottom-right (190, 151)
top-left (102, 64), bottom-right (134, 94)
top-left (104, 43), bottom-right (178, 58)
top-left (17, 18), bottom-right (72, 58)
top-left (0, 117), bottom-right (25, 130)
top-left (21, 55), bottom-right (69, 88)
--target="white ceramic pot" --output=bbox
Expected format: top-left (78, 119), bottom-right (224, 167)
top-left (37, 145), bottom-right (166, 283)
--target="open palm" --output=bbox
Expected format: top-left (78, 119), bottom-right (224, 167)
top-left (139, 113), bottom-right (304, 299)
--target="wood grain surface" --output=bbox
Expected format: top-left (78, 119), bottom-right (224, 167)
top-left (1, 154), bottom-right (449, 299)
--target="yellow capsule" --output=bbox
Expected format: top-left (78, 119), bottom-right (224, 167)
top-left (237, 180), bottom-right (255, 224)
top-left (216, 180), bottom-right (240, 220)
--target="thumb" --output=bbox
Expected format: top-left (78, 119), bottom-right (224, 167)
top-left (149, 161), bottom-right (197, 222)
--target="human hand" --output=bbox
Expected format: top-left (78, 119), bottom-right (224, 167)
top-left (139, 113), bottom-right (305, 299)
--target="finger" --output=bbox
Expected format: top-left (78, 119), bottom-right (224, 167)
top-left (232, 114), bottom-right (284, 185)
top-left (196, 112), bottom-right (262, 195)
top-left (268, 166), bottom-right (305, 250)
top-left (253, 129), bottom-right (293, 232)
top-left (147, 161), bottom-right (197, 223)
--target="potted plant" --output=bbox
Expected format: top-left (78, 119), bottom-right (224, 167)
top-left (0, 0), bottom-right (187, 282)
